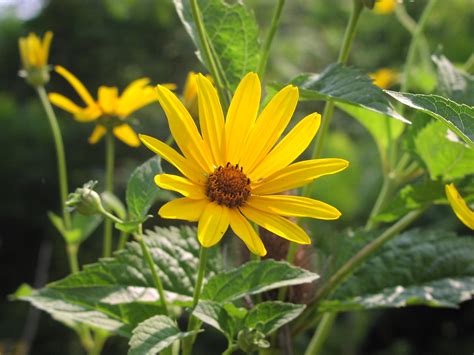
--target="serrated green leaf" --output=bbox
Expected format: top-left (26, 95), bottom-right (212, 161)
top-left (375, 179), bottom-right (444, 223)
top-left (320, 229), bottom-right (474, 312)
top-left (283, 65), bottom-right (408, 123)
top-left (19, 226), bottom-right (221, 335)
top-left (126, 156), bottom-right (171, 220)
top-left (128, 315), bottom-right (196, 355)
top-left (193, 301), bottom-right (242, 339)
top-left (415, 121), bottom-right (474, 180)
top-left (387, 91), bottom-right (474, 146)
top-left (202, 260), bottom-right (319, 303)
top-left (173, 0), bottom-right (260, 91)
top-left (433, 54), bottom-right (474, 105)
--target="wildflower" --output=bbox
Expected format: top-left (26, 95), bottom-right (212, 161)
top-left (49, 66), bottom-right (174, 147)
top-left (369, 68), bottom-right (399, 89)
top-left (445, 184), bottom-right (474, 230)
top-left (18, 31), bottom-right (53, 86)
top-left (140, 73), bottom-right (349, 256)
top-left (373, 0), bottom-right (397, 14)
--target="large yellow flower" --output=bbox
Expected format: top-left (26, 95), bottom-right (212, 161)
top-left (140, 73), bottom-right (349, 256)
top-left (49, 66), bottom-right (174, 147)
top-left (445, 184), bottom-right (474, 230)
top-left (18, 31), bottom-right (53, 70)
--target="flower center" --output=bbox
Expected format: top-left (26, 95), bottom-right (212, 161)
top-left (206, 163), bottom-right (251, 208)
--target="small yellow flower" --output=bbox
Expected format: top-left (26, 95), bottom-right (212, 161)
top-left (445, 184), bottom-right (474, 230)
top-left (49, 66), bottom-right (173, 147)
top-left (18, 31), bottom-right (53, 86)
top-left (369, 68), bottom-right (399, 89)
top-left (373, 0), bottom-right (397, 14)
top-left (140, 73), bottom-right (349, 256)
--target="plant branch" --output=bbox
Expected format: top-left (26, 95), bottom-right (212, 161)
top-left (304, 313), bottom-right (337, 355)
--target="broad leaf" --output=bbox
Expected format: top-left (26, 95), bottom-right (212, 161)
top-left (202, 259), bottom-right (319, 303)
top-left (387, 91), bottom-right (474, 146)
top-left (415, 121), bottom-right (474, 180)
top-left (126, 156), bottom-right (171, 220)
top-left (320, 229), bottom-right (474, 312)
top-left (433, 54), bottom-right (474, 105)
top-left (284, 65), bottom-right (408, 123)
top-left (193, 301), bottom-right (243, 339)
top-left (48, 211), bottom-right (101, 245)
top-left (375, 179), bottom-right (445, 223)
top-left (174, 0), bottom-right (260, 90)
top-left (19, 226), bottom-right (220, 335)
top-left (129, 315), bottom-right (196, 355)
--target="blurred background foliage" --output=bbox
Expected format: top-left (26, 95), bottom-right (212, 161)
top-left (0, 0), bottom-right (472, 354)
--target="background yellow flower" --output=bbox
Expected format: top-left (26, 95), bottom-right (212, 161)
top-left (445, 184), bottom-right (474, 230)
top-left (373, 0), bottom-right (397, 15)
top-left (18, 31), bottom-right (53, 70)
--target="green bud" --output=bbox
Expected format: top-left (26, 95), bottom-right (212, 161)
top-left (19, 66), bottom-right (50, 87)
top-left (66, 181), bottom-right (105, 216)
top-left (237, 328), bottom-right (270, 353)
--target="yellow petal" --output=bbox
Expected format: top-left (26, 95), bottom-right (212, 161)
top-left (113, 124), bottom-right (140, 147)
top-left (445, 184), bottom-right (474, 230)
top-left (198, 202), bottom-right (230, 248)
top-left (252, 158), bottom-right (349, 195)
top-left (248, 195), bottom-right (341, 220)
top-left (159, 198), bottom-right (209, 221)
top-left (249, 113), bottom-right (321, 181)
top-left (74, 106), bottom-right (102, 122)
top-left (154, 174), bottom-right (205, 199)
top-left (40, 31), bottom-right (53, 65)
top-left (139, 134), bottom-right (206, 184)
top-left (240, 85), bottom-right (299, 172)
top-left (27, 33), bottom-right (41, 67)
top-left (88, 125), bottom-right (107, 144)
top-left (98, 86), bottom-right (119, 115)
top-left (229, 209), bottom-right (267, 256)
top-left (240, 205), bottom-right (311, 244)
top-left (374, 0), bottom-right (396, 14)
top-left (48, 92), bottom-right (83, 115)
top-left (197, 74), bottom-right (225, 166)
top-left (116, 79), bottom-right (156, 117)
top-left (155, 85), bottom-right (214, 173)
top-left (55, 66), bottom-right (97, 108)
top-left (183, 71), bottom-right (198, 107)
top-left (19, 38), bottom-right (29, 69)
top-left (225, 72), bottom-right (261, 163)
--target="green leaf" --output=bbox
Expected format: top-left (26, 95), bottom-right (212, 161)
top-left (320, 229), bottom-right (474, 312)
top-left (387, 91), bottom-right (474, 146)
top-left (128, 315), bottom-right (196, 355)
top-left (414, 121), bottom-right (474, 180)
top-left (126, 156), bottom-right (171, 221)
top-left (173, 0), bottom-right (260, 91)
top-left (19, 226), bottom-right (221, 335)
top-left (432, 54), bottom-right (474, 105)
top-left (375, 179), bottom-right (445, 223)
top-left (48, 211), bottom-right (102, 245)
top-left (11, 283), bottom-right (33, 299)
top-left (284, 65), bottom-right (408, 123)
top-left (193, 301), bottom-right (304, 341)
top-left (202, 259), bottom-right (319, 303)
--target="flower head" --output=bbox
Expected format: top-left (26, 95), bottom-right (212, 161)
top-left (373, 0), bottom-right (397, 14)
top-left (445, 184), bottom-right (474, 230)
top-left (369, 68), bottom-right (399, 89)
top-left (140, 73), bottom-right (348, 256)
top-left (49, 66), bottom-right (174, 147)
top-left (18, 31), bottom-right (53, 86)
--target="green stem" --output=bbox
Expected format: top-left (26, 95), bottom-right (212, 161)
top-left (36, 85), bottom-right (71, 229)
top-left (182, 247), bottom-right (209, 355)
top-left (304, 313), bottom-right (337, 355)
top-left (87, 331), bottom-right (108, 355)
top-left (401, 0), bottom-right (438, 93)
top-left (103, 130), bottom-right (115, 258)
top-left (66, 244), bottom-right (80, 274)
top-left (117, 231), bottom-right (129, 250)
top-left (257, 0), bottom-right (286, 79)
top-left (190, 0), bottom-right (230, 108)
top-left (136, 224), bottom-right (168, 316)
top-left (365, 176), bottom-right (394, 230)
top-left (222, 343), bottom-right (238, 355)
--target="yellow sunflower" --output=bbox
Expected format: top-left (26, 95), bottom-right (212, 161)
top-left (445, 184), bottom-right (474, 230)
top-left (49, 66), bottom-right (175, 147)
top-left (140, 73), bottom-right (349, 256)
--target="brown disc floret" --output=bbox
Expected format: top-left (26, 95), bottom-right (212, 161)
top-left (206, 162), bottom-right (251, 208)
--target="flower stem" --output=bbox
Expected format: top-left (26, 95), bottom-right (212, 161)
top-left (117, 231), bottom-right (129, 250)
top-left (190, 0), bottom-right (230, 108)
top-left (401, 0), bottom-right (438, 93)
top-left (66, 244), bottom-right (80, 274)
top-left (182, 246), bottom-right (208, 355)
top-left (36, 86), bottom-right (71, 228)
top-left (257, 0), bottom-right (286, 79)
top-left (103, 130), bottom-right (115, 257)
top-left (304, 313), bottom-right (337, 355)
top-left (365, 175), bottom-right (394, 230)
top-left (135, 224), bottom-right (168, 316)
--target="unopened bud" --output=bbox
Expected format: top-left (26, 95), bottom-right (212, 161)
top-left (66, 181), bottom-right (105, 216)
top-left (237, 328), bottom-right (270, 353)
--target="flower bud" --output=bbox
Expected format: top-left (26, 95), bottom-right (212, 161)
top-left (18, 31), bottom-right (53, 86)
top-left (66, 181), bottom-right (105, 216)
top-left (237, 328), bottom-right (270, 353)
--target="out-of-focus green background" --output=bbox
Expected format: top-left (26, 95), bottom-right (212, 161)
top-left (0, 0), bottom-right (472, 354)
